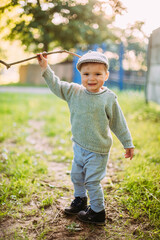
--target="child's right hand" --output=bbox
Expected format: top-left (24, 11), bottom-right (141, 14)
top-left (37, 52), bottom-right (48, 71)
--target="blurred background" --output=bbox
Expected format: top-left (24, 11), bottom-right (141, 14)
top-left (0, 0), bottom-right (160, 103)
top-left (0, 2), bottom-right (160, 239)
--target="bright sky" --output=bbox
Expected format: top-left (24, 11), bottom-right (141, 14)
top-left (114, 0), bottom-right (160, 36)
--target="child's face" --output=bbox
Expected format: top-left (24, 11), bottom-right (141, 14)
top-left (80, 63), bottom-right (109, 93)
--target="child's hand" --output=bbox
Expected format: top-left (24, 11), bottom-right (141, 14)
top-left (124, 148), bottom-right (134, 160)
top-left (37, 52), bottom-right (48, 71)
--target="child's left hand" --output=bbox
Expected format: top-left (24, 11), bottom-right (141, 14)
top-left (124, 148), bottom-right (134, 160)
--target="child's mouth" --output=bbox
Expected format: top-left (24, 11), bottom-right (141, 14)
top-left (88, 83), bottom-right (96, 86)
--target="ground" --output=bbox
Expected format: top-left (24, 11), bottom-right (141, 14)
top-left (0, 118), bottom-right (147, 240)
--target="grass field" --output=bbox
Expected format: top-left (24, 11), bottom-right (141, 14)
top-left (0, 90), bottom-right (160, 239)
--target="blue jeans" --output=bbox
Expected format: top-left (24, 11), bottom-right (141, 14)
top-left (71, 143), bottom-right (109, 212)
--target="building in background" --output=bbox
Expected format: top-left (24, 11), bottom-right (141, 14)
top-left (146, 27), bottom-right (160, 104)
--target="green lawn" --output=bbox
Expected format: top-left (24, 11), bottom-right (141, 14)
top-left (0, 90), bottom-right (160, 239)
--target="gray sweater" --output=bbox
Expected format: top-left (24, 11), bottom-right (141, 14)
top-left (42, 65), bottom-right (134, 154)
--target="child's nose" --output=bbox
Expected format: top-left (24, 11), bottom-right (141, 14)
top-left (89, 74), bottom-right (95, 80)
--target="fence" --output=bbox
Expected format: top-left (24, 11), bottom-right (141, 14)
top-left (0, 42), bottom-right (146, 90)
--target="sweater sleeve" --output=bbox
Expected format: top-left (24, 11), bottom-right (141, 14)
top-left (109, 98), bottom-right (134, 149)
top-left (42, 65), bottom-right (77, 102)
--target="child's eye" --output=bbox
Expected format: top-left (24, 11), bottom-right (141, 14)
top-left (84, 73), bottom-right (89, 76)
top-left (96, 73), bottom-right (101, 76)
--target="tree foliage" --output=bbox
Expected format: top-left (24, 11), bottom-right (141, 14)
top-left (0, 0), bottom-right (126, 52)
top-left (122, 21), bottom-right (147, 70)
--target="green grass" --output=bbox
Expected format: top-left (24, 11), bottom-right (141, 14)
top-left (0, 90), bottom-right (160, 239)
top-left (112, 91), bottom-right (160, 238)
top-left (0, 93), bottom-right (71, 222)
top-left (0, 147), bottom-right (48, 217)
top-left (0, 82), bottom-right (47, 87)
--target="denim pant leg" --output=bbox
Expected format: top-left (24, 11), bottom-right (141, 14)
top-left (71, 143), bottom-right (87, 198)
top-left (84, 151), bottom-right (109, 212)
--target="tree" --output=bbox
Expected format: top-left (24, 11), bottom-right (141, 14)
top-left (104, 21), bottom-right (147, 71)
top-left (122, 21), bottom-right (147, 71)
top-left (0, 0), bottom-right (126, 53)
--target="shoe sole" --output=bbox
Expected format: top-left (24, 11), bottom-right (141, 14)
top-left (77, 216), bottom-right (105, 226)
top-left (64, 206), bottom-right (88, 216)
top-left (64, 210), bottom-right (79, 215)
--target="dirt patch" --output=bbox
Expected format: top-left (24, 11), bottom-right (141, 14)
top-left (1, 156), bottom-right (137, 240)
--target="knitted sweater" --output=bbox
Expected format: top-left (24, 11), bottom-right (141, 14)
top-left (42, 65), bottom-right (134, 154)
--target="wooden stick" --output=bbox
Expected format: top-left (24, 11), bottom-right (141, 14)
top-left (0, 50), bottom-right (81, 69)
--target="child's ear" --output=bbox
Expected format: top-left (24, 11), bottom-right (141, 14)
top-left (105, 71), bottom-right (109, 81)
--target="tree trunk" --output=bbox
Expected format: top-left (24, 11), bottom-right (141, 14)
top-left (43, 42), bottom-right (49, 52)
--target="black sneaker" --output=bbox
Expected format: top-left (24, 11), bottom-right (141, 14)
top-left (64, 197), bottom-right (87, 215)
top-left (77, 206), bottom-right (105, 225)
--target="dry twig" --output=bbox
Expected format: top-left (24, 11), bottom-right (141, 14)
top-left (0, 50), bottom-right (81, 69)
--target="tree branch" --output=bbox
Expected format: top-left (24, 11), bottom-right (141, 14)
top-left (0, 50), bottom-right (81, 69)
top-left (37, 0), bottom-right (41, 8)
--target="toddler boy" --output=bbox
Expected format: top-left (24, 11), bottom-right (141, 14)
top-left (37, 51), bottom-right (134, 225)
